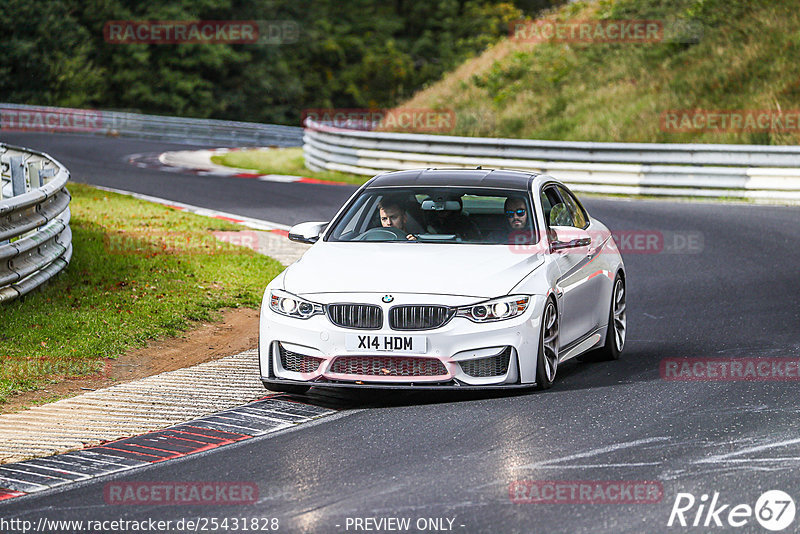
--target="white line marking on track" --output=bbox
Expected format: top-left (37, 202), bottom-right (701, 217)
top-left (89, 185), bottom-right (290, 231)
top-left (695, 437), bottom-right (800, 463)
top-left (531, 462), bottom-right (662, 468)
top-left (512, 436), bottom-right (670, 470)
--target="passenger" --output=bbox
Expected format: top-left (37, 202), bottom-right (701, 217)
top-left (490, 197), bottom-right (533, 243)
top-left (504, 197), bottom-right (528, 231)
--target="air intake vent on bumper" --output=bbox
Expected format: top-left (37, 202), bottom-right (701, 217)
top-left (459, 348), bottom-right (512, 377)
top-left (330, 356), bottom-right (447, 377)
top-left (278, 343), bottom-right (324, 373)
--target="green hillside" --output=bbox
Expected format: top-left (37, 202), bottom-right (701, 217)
top-left (397, 0), bottom-right (800, 144)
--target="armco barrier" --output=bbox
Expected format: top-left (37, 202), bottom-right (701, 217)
top-left (0, 103), bottom-right (303, 147)
top-left (0, 144), bottom-right (72, 303)
top-left (303, 120), bottom-right (800, 201)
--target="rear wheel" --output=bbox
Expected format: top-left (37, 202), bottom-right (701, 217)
top-left (596, 275), bottom-right (626, 361)
top-left (535, 299), bottom-right (559, 390)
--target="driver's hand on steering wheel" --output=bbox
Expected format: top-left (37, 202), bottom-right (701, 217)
top-left (406, 234), bottom-right (417, 241)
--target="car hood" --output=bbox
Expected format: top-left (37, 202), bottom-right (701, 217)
top-left (282, 242), bottom-right (544, 299)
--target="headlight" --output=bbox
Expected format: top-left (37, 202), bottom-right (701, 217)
top-left (456, 295), bottom-right (530, 323)
top-left (269, 290), bottom-right (324, 319)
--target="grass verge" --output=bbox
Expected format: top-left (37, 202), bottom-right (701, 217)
top-left (211, 147), bottom-right (370, 185)
top-left (0, 183), bottom-right (284, 405)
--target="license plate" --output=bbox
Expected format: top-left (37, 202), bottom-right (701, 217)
top-left (345, 334), bottom-right (427, 353)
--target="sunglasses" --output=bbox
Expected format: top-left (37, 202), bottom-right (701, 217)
top-left (505, 208), bottom-right (526, 218)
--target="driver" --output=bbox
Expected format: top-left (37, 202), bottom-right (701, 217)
top-left (379, 199), bottom-right (409, 232)
top-left (378, 198), bottom-right (416, 240)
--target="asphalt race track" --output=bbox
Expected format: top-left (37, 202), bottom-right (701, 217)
top-left (0, 132), bottom-right (355, 226)
top-left (2, 132), bottom-right (800, 533)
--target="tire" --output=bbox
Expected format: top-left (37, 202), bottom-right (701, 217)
top-left (268, 383), bottom-right (311, 395)
top-left (595, 274), bottom-right (626, 361)
top-left (535, 298), bottom-right (559, 390)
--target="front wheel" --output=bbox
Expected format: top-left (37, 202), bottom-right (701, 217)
top-left (535, 299), bottom-right (559, 390)
top-left (596, 275), bottom-right (626, 361)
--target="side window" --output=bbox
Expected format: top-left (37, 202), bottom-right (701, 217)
top-left (556, 186), bottom-right (588, 229)
top-left (331, 194), bottom-right (378, 239)
top-left (572, 192), bottom-right (590, 227)
top-left (542, 185), bottom-right (571, 227)
top-left (341, 196), bottom-right (372, 235)
top-left (539, 189), bottom-right (553, 222)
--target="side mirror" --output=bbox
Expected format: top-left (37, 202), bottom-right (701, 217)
top-left (288, 222), bottom-right (328, 244)
top-left (549, 226), bottom-right (591, 252)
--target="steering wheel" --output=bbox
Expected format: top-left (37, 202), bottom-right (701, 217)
top-left (355, 226), bottom-right (409, 241)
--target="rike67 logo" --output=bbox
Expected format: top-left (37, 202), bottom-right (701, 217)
top-left (668, 490), bottom-right (796, 531)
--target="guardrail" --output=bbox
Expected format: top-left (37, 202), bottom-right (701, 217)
top-left (303, 120), bottom-right (800, 201)
top-left (0, 103), bottom-right (303, 147)
top-left (1, 144), bottom-right (72, 303)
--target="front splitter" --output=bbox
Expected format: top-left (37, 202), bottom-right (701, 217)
top-left (262, 378), bottom-right (536, 391)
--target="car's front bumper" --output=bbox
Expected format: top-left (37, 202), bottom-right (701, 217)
top-left (259, 293), bottom-right (548, 389)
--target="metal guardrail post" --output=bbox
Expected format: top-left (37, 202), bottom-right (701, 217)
top-left (28, 161), bottom-right (43, 189)
top-left (10, 156), bottom-right (26, 197)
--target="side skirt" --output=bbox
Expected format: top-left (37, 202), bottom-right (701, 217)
top-left (559, 328), bottom-right (604, 363)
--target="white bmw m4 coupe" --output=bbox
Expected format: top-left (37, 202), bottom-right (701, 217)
top-left (259, 169), bottom-right (626, 393)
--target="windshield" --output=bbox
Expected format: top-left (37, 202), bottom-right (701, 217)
top-left (326, 187), bottom-right (537, 244)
